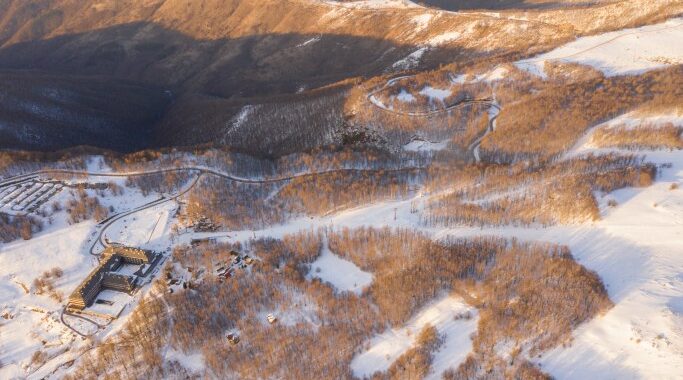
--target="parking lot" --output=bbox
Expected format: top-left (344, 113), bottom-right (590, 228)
top-left (0, 180), bottom-right (63, 215)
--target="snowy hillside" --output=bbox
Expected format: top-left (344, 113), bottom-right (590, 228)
top-left (517, 17), bottom-right (683, 77)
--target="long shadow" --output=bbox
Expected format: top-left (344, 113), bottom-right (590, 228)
top-left (0, 22), bottom-right (489, 155)
top-left (0, 22), bottom-right (477, 100)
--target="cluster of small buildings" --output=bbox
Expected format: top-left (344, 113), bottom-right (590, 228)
top-left (215, 250), bottom-right (254, 282)
top-left (67, 245), bottom-right (161, 312)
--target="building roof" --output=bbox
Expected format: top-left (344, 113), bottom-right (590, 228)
top-left (104, 245), bottom-right (154, 263)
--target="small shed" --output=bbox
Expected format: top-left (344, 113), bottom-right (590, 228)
top-left (227, 333), bottom-right (240, 345)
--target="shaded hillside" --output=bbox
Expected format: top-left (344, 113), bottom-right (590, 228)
top-left (2, 0), bottom-right (676, 97)
top-left (0, 26), bottom-right (433, 99)
top-left (0, 70), bottom-right (170, 152)
top-left (154, 85), bottom-right (351, 157)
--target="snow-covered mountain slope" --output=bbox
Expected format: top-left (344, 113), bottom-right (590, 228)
top-left (517, 17), bottom-right (683, 77)
top-left (0, 0), bottom-right (680, 153)
top-left (2, 2), bottom-right (683, 379)
top-left (288, 152), bottom-right (683, 379)
top-left (537, 165), bottom-right (683, 378)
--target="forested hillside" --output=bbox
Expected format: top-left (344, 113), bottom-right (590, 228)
top-left (1, 1), bottom-right (683, 379)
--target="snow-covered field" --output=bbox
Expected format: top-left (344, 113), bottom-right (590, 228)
top-left (532, 149), bottom-right (683, 379)
top-left (104, 202), bottom-right (176, 251)
top-left (517, 17), bottom-right (683, 77)
top-left (306, 241), bottom-right (373, 295)
top-left (0, 222), bottom-right (95, 379)
top-left (351, 295), bottom-right (477, 378)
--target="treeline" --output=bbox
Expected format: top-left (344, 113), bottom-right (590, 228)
top-left (378, 324), bottom-right (443, 380)
top-left (0, 149), bottom-right (90, 180)
top-left (103, 144), bottom-right (429, 183)
top-left (0, 213), bottom-right (41, 242)
top-left (125, 170), bottom-right (194, 196)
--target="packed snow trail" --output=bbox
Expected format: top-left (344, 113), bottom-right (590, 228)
top-left (467, 102), bottom-right (500, 163)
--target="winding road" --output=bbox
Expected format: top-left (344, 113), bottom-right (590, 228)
top-left (366, 74), bottom-right (500, 162)
top-left (366, 74), bottom-right (495, 118)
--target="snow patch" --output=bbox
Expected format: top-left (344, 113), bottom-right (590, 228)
top-left (104, 202), bottom-right (176, 250)
top-left (260, 289), bottom-right (320, 329)
top-left (306, 241), bottom-right (372, 295)
top-left (165, 348), bottom-right (206, 373)
top-left (396, 89), bottom-right (416, 102)
top-left (449, 73), bottom-right (467, 84)
top-left (296, 36), bottom-right (321, 47)
top-left (351, 296), bottom-right (477, 379)
top-left (403, 139), bottom-right (449, 152)
top-left (224, 105), bottom-right (253, 141)
top-left (419, 86), bottom-right (452, 102)
top-left (392, 47), bottom-right (428, 70)
top-left (411, 14), bottom-right (434, 31)
top-left (479, 66), bottom-right (509, 82)
top-left (321, 0), bottom-right (420, 9)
